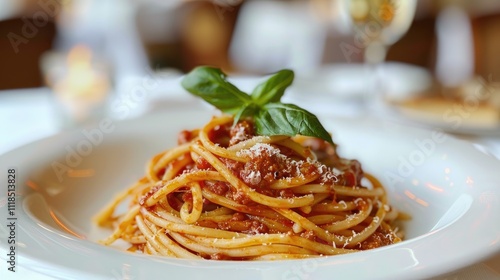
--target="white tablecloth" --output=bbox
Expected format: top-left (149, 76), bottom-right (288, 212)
top-left (0, 86), bottom-right (499, 280)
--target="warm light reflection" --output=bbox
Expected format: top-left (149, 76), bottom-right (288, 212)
top-left (404, 190), bottom-right (429, 207)
top-left (45, 183), bottom-right (65, 196)
top-left (444, 168), bottom-right (451, 182)
top-left (479, 192), bottom-right (497, 209)
top-left (404, 190), bottom-right (416, 200)
top-left (67, 169), bottom-right (95, 178)
top-left (415, 198), bottom-right (429, 207)
top-left (26, 180), bottom-right (39, 191)
top-left (425, 183), bottom-right (444, 193)
top-left (465, 176), bottom-right (475, 186)
top-left (49, 209), bottom-right (86, 239)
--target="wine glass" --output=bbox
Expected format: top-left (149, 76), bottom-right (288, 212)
top-left (343, 0), bottom-right (418, 110)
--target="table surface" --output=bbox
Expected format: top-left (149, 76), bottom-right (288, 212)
top-left (0, 86), bottom-right (499, 280)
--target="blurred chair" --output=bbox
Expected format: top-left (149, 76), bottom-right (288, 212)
top-left (135, 1), bottom-right (183, 70)
top-left (0, 17), bottom-right (56, 89)
top-left (385, 16), bottom-right (437, 74)
top-left (136, 0), bottom-right (240, 73)
top-left (473, 12), bottom-right (500, 80)
top-left (178, 1), bottom-right (240, 72)
top-left (387, 1), bottom-right (500, 83)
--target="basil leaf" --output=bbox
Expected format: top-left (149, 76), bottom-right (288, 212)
top-left (181, 66), bottom-right (252, 114)
top-left (255, 103), bottom-right (333, 144)
top-left (233, 103), bottom-right (259, 125)
top-left (181, 66), bottom-right (334, 145)
top-left (251, 69), bottom-right (294, 105)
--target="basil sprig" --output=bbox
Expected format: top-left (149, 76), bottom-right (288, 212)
top-left (181, 66), bottom-right (333, 144)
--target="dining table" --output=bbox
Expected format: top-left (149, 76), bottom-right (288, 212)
top-left (0, 69), bottom-right (499, 279)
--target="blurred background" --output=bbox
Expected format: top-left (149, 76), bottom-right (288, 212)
top-left (1, 0), bottom-right (500, 138)
top-left (2, 2), bottom-right (500, 279)
top-left (1, 0), bottom-right (500, 85)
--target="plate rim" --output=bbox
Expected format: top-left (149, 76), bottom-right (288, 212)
top-left (1, 110), bottom-right (500, 280)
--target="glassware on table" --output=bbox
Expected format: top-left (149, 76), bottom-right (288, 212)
top-left (343, 0), bottom-right (417, 110)
top-left (41, 45), bottom-right (112, 129)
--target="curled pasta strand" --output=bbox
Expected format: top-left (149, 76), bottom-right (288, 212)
top-left (96, 115), bottom-right (405, 260)
top-left (179, 182), bottom-right (203, 224)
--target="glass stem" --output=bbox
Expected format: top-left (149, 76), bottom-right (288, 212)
top-left (364, 41), bottom-right (388, 112)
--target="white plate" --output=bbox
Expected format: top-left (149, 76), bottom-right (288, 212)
top-left (1, 106), bottom-right (500, 280)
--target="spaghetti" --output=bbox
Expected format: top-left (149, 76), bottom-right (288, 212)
top-left (94, 115), bottom-right (405, 260)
